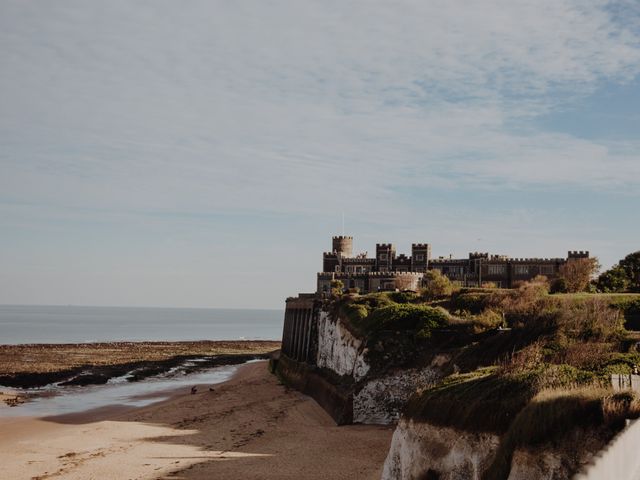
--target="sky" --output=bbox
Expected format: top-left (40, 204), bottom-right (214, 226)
top-left (1, 0), bottom-right (639, 309)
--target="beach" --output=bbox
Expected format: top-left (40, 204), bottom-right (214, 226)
top-left (0, 361), bottom-right (393, 479)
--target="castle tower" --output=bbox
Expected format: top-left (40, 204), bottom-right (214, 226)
top-left (332, 236), bottom-right (353, 258)
top-left (376, 243), bottom-right (396, 271)
top-left (411, 243), bottom-right (431, 272)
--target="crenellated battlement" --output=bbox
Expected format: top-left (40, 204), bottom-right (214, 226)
top-left (319, 234), bottom-right (588, 292)
top-left (318, 271), bottom-right (423, 277)
top-left (430, 258), bottom-right (468, 264)
top-left (509, 257), bottom-right (564, 263)
top-left (568, 250), bottom-right (590, 258)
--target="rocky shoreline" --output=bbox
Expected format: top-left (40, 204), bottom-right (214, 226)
top-left (0, 340), bottom-right (280, 389)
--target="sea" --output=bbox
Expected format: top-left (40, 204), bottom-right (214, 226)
top-left (0, 305), bottom-right (284, 344)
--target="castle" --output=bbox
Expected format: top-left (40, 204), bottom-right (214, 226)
top-left (317, 236), bottom-right (589, 293)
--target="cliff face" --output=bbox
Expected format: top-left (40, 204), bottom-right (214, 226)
top-left (382, 419), bottom-right (500, 480)
top-left (382, 419), bottom-right (615, 480)
top-left (316, 310), bottom-right (370, 381)
top-left (315, 309), bottom-right (447, 424)
top-left (353, 365), bottom-right (443, 424)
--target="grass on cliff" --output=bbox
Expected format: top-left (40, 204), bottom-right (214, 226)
top-left (332, 285), bottom-right (640, 378)
top-left (335, 298), bottom-right (453, 372)
top-left (482, 387), bottom-right (640, 480)
top-left (404, 363), bottom-right (597, 435)
top-left (330, 286), bottom-right (640, 478)
top-left (402, 288), bottom-right (640, 479)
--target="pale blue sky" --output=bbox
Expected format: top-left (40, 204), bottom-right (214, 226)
top-left (1, 0), bottom-right (639, 308)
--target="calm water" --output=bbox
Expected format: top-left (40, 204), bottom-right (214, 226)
top-left (0, 361), bottom-right (252, 418)
top-left (0, 305), bottom-right (284, 344)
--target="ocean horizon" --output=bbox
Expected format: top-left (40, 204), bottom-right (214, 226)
top-left (0, 305), bottom-right (284, 344)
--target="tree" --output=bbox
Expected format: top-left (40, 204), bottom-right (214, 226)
top-left (596, 265), bottom-right (630, 293)
top-left (619, 251), bottom-right (640, 292)
top-left (330, 279), bottom-right (344, 297)
top-left (421, 270), bottom-right (453, 300)
top-left (596, 251), bottom-right (640, 293)
top-left (558, 257), bottom-right (600, 293)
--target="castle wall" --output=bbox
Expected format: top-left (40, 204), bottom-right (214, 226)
top-left (319, 235), bottom-right (586, 291)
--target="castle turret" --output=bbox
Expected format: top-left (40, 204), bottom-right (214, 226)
top-left (376, 243), bottom-right (396, 271)
top-left (332, 236), bottom-right (353, 258)
top-left (411, 243), bottom-right (431, 272)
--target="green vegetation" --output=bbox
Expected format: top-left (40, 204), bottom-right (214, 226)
top-left (335, 296), bottom-right (453, 371)
top-left (596, 250), bottom-right (640, 293)
top-left (330, 279), bottom-right (344, 297)
top-left (390, 280), bottom-right (640, 478)
top-left (420, 269), bottom-right (454, 300)
top-left (327, 274), bottom-right (640, 478)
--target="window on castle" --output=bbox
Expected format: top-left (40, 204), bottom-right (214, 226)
top-left (379, 253), bottom-right (388, 261)
top-left (488, 264), bottom-right (506, 275)
top-left (539, 265), bottom-right (555, 275)
top-left (335, 265), bottom-right (341, 272)
top-left (515, 265), bottom-right (529, 275)
top-left (415, 254), bottom-right (424, 261)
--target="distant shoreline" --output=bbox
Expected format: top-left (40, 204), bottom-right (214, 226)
top-left (0, 340), bottom-right (280, 389)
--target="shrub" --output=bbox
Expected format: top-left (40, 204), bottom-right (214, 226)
top-left (500, 278), bottom-right (550, 324)
top-left (550, 277), bottom-right (568, 294)
top-left (364, 304), bottom-right (450, 339)
top-left (388, 290), bottom-right (418, 304)
top-left (421, 270), bottom-right (454, 300)
top-left (341, 302), bottom-right (369, 324)
top-left (554, 297), bottom-right (625, 342)
top-left (330, 279), bottom-right (344, 297)
top-left (450, 291), bottom-right (491, 314)
top-left (470, 309), bottom-right (505, 333)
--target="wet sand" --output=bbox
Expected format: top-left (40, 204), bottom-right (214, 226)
top-left (0, 361), bottom-right (393, 479)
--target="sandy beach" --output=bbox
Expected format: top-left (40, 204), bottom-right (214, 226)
top-left (0, 361), bottom-right (393, 479)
